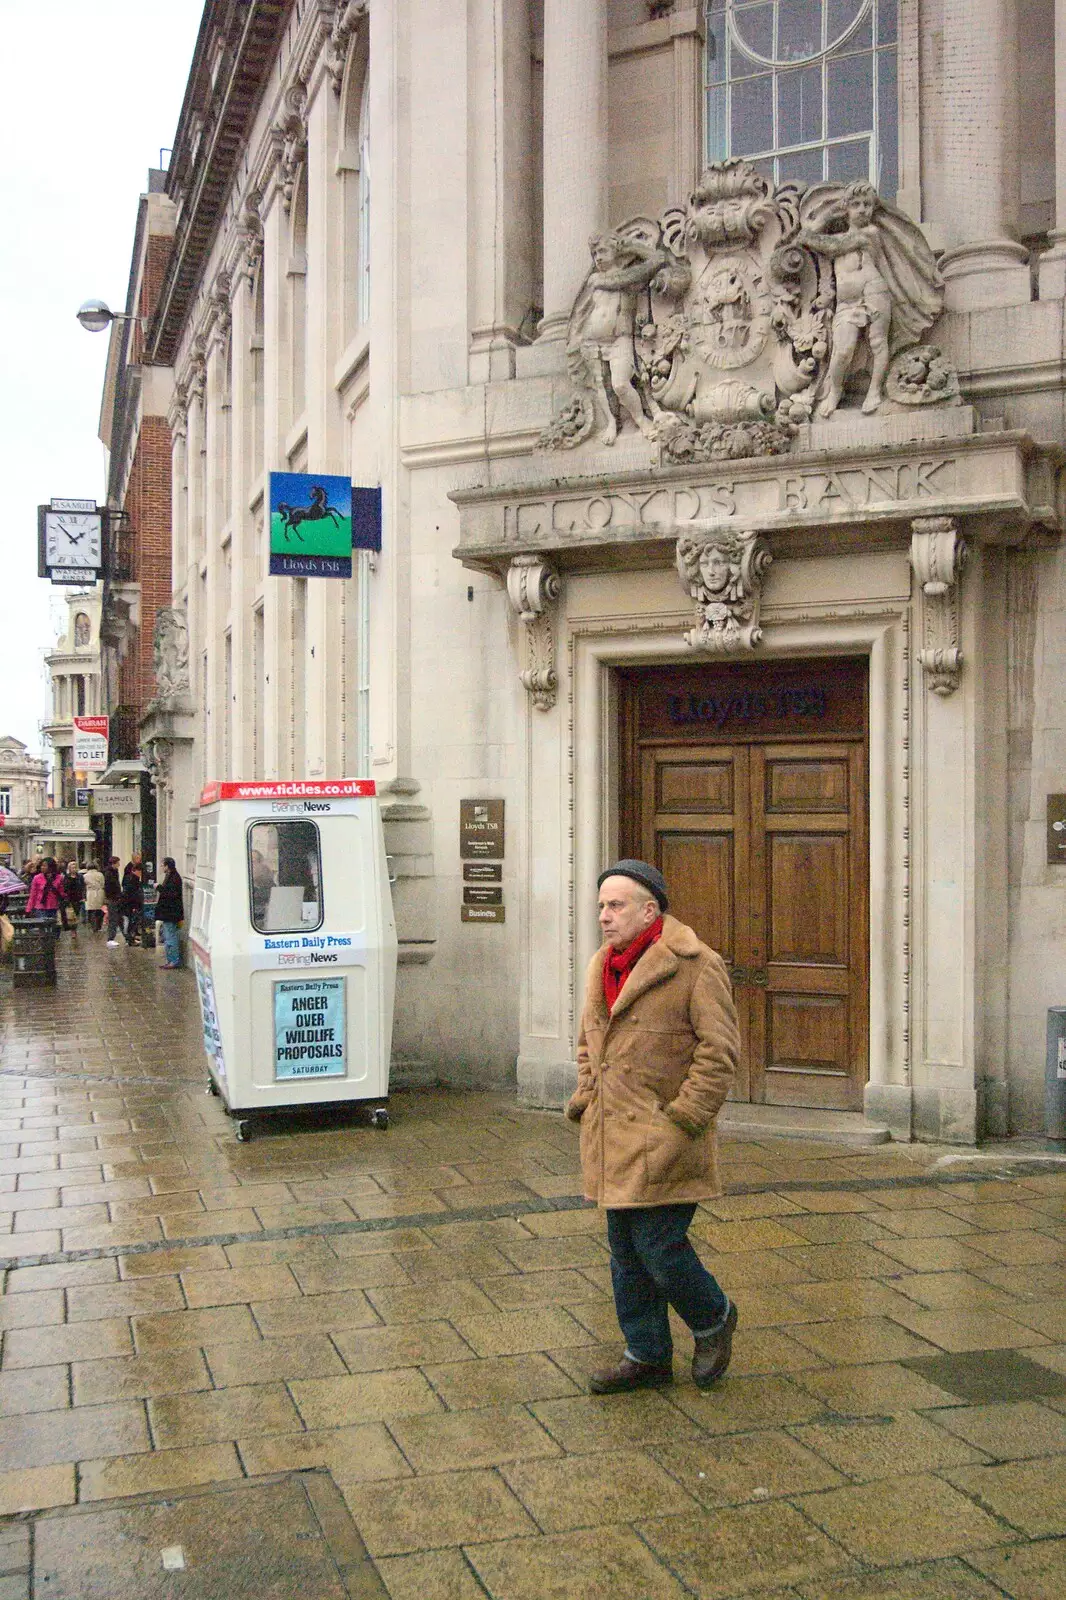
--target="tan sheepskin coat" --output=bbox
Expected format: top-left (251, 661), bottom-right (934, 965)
top-left (566, 915), bottom-right (739, 1207)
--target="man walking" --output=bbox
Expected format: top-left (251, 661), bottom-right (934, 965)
top-left (567, 860), bottom-right (740, 1394)
top-left (104, 857), bottom-right (123, 946)
top-left (120, 856), bottom-right (144, 947)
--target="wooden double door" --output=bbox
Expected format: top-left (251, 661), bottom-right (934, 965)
top-left (619, 660), bottom-right (869, 1110)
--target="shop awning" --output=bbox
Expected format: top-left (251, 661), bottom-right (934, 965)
top-left (97, 759), bottom-right (148, 786)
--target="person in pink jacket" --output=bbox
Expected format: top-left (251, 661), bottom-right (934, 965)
top-left (26, 859), bottom-right (67, 927)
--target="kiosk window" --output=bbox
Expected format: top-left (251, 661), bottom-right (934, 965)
top-left (248, 821), bottom-right (324, 933)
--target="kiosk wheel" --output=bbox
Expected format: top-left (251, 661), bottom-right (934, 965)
top-left (233, 1117), bottom-right (252, 1143)
top-left (370, 1107), bottom-right (390, 1130)
top-left (205, 1077), bottom-right (220, 1097)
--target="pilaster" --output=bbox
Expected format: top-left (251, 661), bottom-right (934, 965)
top-left (935, 0), bottom-right (1030, 310)
top-left (261, 188), bottom-right (291, 777)
top-left (468, 0), bottom-right (534, 383)
top-left (366, 0), bottom-right (405, 780)
top-left (1038, 0), bottom-right (1066, 297)
top-left (538, 0), bottom-right (608, 344)
top-left (304, 70), bottom-right (345, 777)
top-left (908, 538), bottom-right (1005, 1143)
top-left (228, 270), bottom-right (254, 782)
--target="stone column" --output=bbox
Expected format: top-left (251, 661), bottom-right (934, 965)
top-left (538, 0), bottom-right (608, 343)
top-left (184, 374), bottom-right (206, 788)
top-left (908, 536), bottom-right (1009, 1143)
top-left (304, 69), bottom-right (342, 778)
top-left (936, 0), bottom-right (1030, 309)
top-left (260, 188), bottom-right (290, 777)
top-left (227, 264), bottom-right (253, 783)
top-left (672, 11), bottom-right (703, 200)
top-left (1039, 0), bottom-right (1066, 297)
top-left (469, 0), bottom-right (534, 381)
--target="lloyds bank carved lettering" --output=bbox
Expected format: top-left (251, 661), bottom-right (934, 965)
top-left (502, 457), bottom-right (956, 544)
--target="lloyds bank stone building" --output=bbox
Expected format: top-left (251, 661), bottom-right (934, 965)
top-left (114, 0), bottom-right (1066, 1141)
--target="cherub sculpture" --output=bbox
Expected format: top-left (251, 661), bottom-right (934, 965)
top-left (797, 182), bottom-right (943, 417)
top-left (153, 607), bottom-right (190, 702)
top-left (675, 530), bottom-right (771, 652)
top-left (565, 223), bottom-right (669, 445)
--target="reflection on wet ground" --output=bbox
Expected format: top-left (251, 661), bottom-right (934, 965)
top-left (3, 935), bottom-right (1066, 1597)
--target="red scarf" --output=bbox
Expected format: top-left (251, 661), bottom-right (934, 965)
top-left (603, 916), bottom-right (663, 1012)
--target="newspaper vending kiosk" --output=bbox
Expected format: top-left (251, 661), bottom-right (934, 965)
top-left (191, 779), bottom-right (397, 1139)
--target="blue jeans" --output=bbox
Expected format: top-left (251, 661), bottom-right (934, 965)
top-left (607, 1203), bottom-right (729, 1366)
top-left (159, 920), bottom-right (181, 966)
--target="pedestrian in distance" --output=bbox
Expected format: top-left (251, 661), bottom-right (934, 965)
top-left (155, 858), bottom-right (185, 968)
top-left (62, 860), bottom-right (85, 933)
top-left (120, 856), bottom-right (145, 947)
top-left (83, 861), bottom-right (106, 932)
top-left (104, 857), bottom-right (124, 946)
top-left (25, 857), bottom-right (67, 938)
top-left (567, 859), bottom-right (741, 1394)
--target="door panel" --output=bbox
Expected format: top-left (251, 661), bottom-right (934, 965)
top-left (750, 743), bottom-right (867, 1110)
top-left (657, 761), bottom-right (735, 814)
top-left (626, 690), bottom-right (868, 1111)
top-left (767, 992), bottom-right (849, 1076)
top-left (766, 758), bottom-right (849, 813)
top-left (641, 745), bottom-right (751, 1100)
top-left (660, 834), bottom-right (735, 960)
top-left (767, 834), bottom-right (849, 965)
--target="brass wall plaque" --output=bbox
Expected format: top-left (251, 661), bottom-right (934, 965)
top-left (460, 799), bottom-right (505, 859)
top-left (464, 886), bottom-right (503, 906)
top-left (461, 904), bottom-right (506, 924)
top-left (463, 862), bottom-right (502, 883)
top-left (1048, 795), bottom-right (1066, 864)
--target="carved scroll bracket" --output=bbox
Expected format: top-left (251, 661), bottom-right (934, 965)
top-left (910, 515), bottom-right (967, 695)
top-left (327, 1), bottom-right (369, 92)
top-left (236, 191), bottom-right (263, 292)
top-left (676, 529), bottom-right (772, 652)
top-left (506, 554), bottom-right (561, 712)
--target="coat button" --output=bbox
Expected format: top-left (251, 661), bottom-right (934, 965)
top-left (626, 1111), bottom-right (636, 1121)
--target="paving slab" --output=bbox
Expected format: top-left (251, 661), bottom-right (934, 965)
top-left (31, 1474), bottom-right (385, 1598)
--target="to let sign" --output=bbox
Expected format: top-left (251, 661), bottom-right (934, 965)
top-left (73, 716), bottom-right (109, 772)
top-left (460, 799), bottom-right (505, 859)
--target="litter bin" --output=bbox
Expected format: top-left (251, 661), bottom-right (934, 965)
top-left (1047, 1008), bottom-right (1066, 1144)
top-left (141, 888), bottom-right (158, 949)
top-left (11, 916), bottom-right (57, 989)
top-left (190, 779), bottom-right (397, 1140)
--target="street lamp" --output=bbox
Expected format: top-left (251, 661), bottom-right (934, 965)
top-left (76, 299), bottom-right (143, 334)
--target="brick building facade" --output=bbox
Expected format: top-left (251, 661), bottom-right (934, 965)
top-left (98, 175), bottom-right (178, 868)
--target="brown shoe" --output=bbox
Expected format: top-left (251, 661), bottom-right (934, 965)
top-left (692, 1302), bottom-right (738, 1389)
top-left (588, 1355), bottom-right (673, 1395)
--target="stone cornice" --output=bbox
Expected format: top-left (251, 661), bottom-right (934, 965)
top-left (451, 427), bottom-right (1065, 577)
top-left (162, 0), bottom-right (365, 377)
top-left (149, 0), bottom-right (292, 367)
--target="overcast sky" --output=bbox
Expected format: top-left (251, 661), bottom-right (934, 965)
top-left (0, 1), bottom-right (205, 756)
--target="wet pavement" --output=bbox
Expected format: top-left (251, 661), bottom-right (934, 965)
top-left (3, 933), bottom-right (1066, 1597)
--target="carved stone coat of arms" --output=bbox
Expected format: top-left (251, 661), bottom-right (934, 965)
top-left (541, 160), bottom-right (952, 464)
